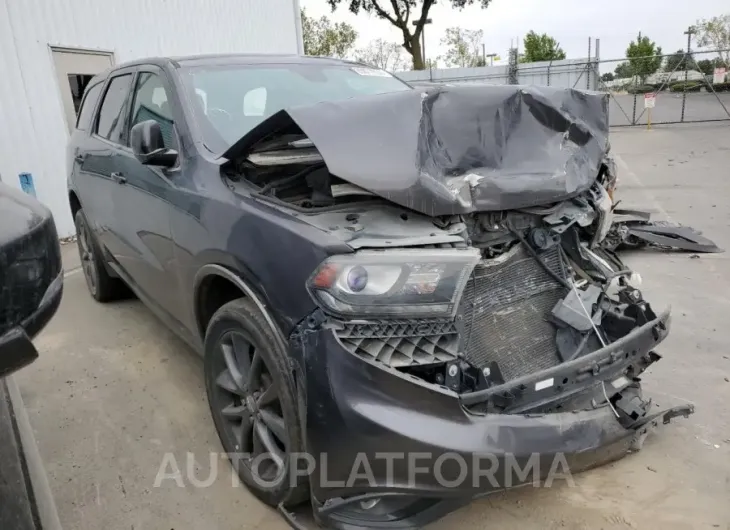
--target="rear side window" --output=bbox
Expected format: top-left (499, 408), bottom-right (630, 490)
top-left (95, 74), bottom-right (134, 144)
top-left (75, 83), bottom-right (103, 131)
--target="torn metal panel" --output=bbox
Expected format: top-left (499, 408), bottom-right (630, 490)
top-left (626, 224), bottom-right (724, 253)
top-left (224, 84), bottom-right (611, 216)
top-left (603, 210), bottom-right (724, 254)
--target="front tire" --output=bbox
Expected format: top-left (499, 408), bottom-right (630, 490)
top-left (204, 298), bottom-right (308, 507)
top-left (74, 209), bottom-right (127, 302)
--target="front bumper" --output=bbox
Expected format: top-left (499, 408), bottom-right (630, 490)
top-left (289, 309), bottom-right (693, 529)
top-left (0, 271), bottom-right (63, 378)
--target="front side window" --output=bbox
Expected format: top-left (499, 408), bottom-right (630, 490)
top-left (76, 82), bottom-right (103, 131)
top-left (95, 74), bottom-right (134, 144)
top-left (179, 63), bottom-right (411, 154)
top-left (130, 72), bottom-right (175, 149)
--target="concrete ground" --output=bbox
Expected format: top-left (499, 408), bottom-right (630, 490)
top-left (15, 122), bottom-right (730, 530)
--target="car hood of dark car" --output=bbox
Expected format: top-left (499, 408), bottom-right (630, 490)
top-left (223, 84), bottom-right (611, 216)
top-left (0, 182), bottom-right (51, 247)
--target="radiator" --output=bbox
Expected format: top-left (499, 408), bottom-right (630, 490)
top-left (459, 244), bottom-right (567, 381)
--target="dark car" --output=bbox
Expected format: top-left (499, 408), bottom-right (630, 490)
top-left (1, 181), bottom-right (64, 530)
top-left (0, 182), bottom-right (63, 378)
top-left (66, 54), bottom-right (693, 529)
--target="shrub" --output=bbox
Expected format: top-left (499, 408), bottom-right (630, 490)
top-left (627, 84), bottom-right (655, 94)
top-left (710, 82), bottom-right (729, 92)
top-left (669, 81), bottom-right (702, 92)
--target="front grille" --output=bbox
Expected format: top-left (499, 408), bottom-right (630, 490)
top-left (336, 320), bottom-right (459, 368)
top-left (0, 216), bottom-right (61, 332)
top-left (459, 244), bottom-right (567, 381)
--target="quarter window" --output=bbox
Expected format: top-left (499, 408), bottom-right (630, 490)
top-left (95, 74), bottom-right (134, 144)
top-left (75, 83), bottom-right (103, 131)
top-left (130, 72), bottom-right (175, 149)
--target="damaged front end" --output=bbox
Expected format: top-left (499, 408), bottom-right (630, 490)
top-left (223, 85), bottom-right (694, 529)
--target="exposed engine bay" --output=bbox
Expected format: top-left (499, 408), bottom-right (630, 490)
top-left (327, 158), bottom-right (663, 408)
top-left (223, 84), bottom-right (696, 422)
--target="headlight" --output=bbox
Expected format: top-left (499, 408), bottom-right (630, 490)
top-left (307, 249), bottom-right (481, 318)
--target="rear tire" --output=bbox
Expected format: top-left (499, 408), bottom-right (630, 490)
top-left (204, 297), bottom-right (308, 508)
top-left (74, 209), bottom-right (127, 302)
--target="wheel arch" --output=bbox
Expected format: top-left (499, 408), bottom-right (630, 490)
top-left (193, 264), bottom-right (288, 354)
top-left (68, 189), bottom-right (82, 217)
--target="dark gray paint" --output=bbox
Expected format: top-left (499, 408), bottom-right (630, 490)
top-left (224, 84), bottom-right (610, 216)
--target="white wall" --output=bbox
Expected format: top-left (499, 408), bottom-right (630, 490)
top-left (0, 0), bottom-right (301, 237)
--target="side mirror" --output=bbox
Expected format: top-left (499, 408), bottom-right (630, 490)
top-left (130, 120), bottom-right (178, 167)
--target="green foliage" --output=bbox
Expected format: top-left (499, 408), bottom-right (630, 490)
top-left (354, 39), bottom-right (409, 71)
top-left (696, 59), bottom-right (715, 76)
top-left (601, 72), bottom-right (615, 82)
top-left (520, 31), bottom-right (566, 63)
top-left (614, 62), bottom-right (633, 79)
top-left (695, 57), bottom-right (727, 76)
top-left (669, 81), bottom-right (702, 92)
top-left (664, 49), bottom-right (691, 73)
top-left (627, 84), bottom-right (656, 94)
top-left (695, 15), bottom-right (730, 67)
top-left (326, 0), bottom-right (493, 70)
top-left (440, 27), bottom-right (485, 68)
top-left (301, 8), bottom-right (357, 59)
top-left (625, 33), bottom-right (662, 84)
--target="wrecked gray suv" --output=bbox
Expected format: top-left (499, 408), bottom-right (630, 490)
top-left (66, 55), bottom-right (693, 530)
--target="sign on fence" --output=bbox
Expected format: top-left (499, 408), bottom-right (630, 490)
top-left (644, 93), bottom-right (656, 109)
top-left (714, 67), bottom-right (727, 84)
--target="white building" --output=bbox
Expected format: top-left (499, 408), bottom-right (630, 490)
top-left (0, 0), bottom-right (303, 237)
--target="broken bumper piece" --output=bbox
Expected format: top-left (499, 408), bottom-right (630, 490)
top-left (287, 310), bottom-right (694, 530)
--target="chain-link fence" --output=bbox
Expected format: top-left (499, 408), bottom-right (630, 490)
top-left (589, 49), bottom-right (730, 126)
top-left (394, 46), bottom-right (730, 127)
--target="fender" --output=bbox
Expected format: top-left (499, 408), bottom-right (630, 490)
top-left (192, 264), bottom-right (289, 355)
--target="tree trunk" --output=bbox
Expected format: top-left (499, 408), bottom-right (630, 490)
top-left (410, 37), bottom-right (425, 70)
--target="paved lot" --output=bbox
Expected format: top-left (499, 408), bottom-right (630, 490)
top-left (609, 92), bottom-right (730, 126)
top-left (15, 122), bottom-right (730, 529)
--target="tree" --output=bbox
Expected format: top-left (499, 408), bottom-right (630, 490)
top-left (301, 8), bottom-right (357, 59)
top-left (326, 0), bottom-right (493, 70)
top-left (695, 14), bottom-right (730, 67)
top-left (601, 72), bottom-right (615, 82)
top-left (614, 62), bottom-right (633, 79)
top-left (696, 57), bottom-right (725, 76)
top-left (625, 32), bottom-right (662, 84)
top-left (520, 31), bottom-right (566, 63)
top-left (440, 27), bottom-right (485, 68)
top-left (355, 39), bottom-right (409, 71)
top-left (664, 49), bottom-right (693, 73)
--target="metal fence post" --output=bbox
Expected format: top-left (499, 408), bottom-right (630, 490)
top-left (586, 37), bottom-right (592, 90)
top-left (594, 38), bottom-right (600, 91)
top-left (547, 60), bottom-right (552, 86)
top-left (680, 26), bottom-right (695, 123)
top-left (632, 94), bottom-right (638, 125)
top-left (508, 47), bottom-right (518, 85)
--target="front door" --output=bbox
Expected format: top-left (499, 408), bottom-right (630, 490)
top-left (111, 66), bottom-right (181, 324)
top-left (52, 48), bottom-right (114, 134)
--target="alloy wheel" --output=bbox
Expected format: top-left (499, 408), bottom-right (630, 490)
top-left (77, 217), bottom-right (97, 295)
top-left (212, 330), bottom-right (288, 483)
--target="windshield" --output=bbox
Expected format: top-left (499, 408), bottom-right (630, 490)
top-left (178, 63), bottom-right (411, 154)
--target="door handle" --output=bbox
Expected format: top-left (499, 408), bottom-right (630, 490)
top-left (74, 154), bottom-right (86, 163)
top-left (111, 172), bottom-right (127, 184)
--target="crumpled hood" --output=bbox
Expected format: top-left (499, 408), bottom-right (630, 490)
top-left (223, 84), bottom-right (610, 216)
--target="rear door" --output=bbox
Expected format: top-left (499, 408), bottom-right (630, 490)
top-left (81, 69), bottom-right (137, 261)
top-left (68, 79), bottom-right (108, 230)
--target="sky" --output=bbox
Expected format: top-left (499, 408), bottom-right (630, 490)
top-left (300, 0), bottom-right (727, 68)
